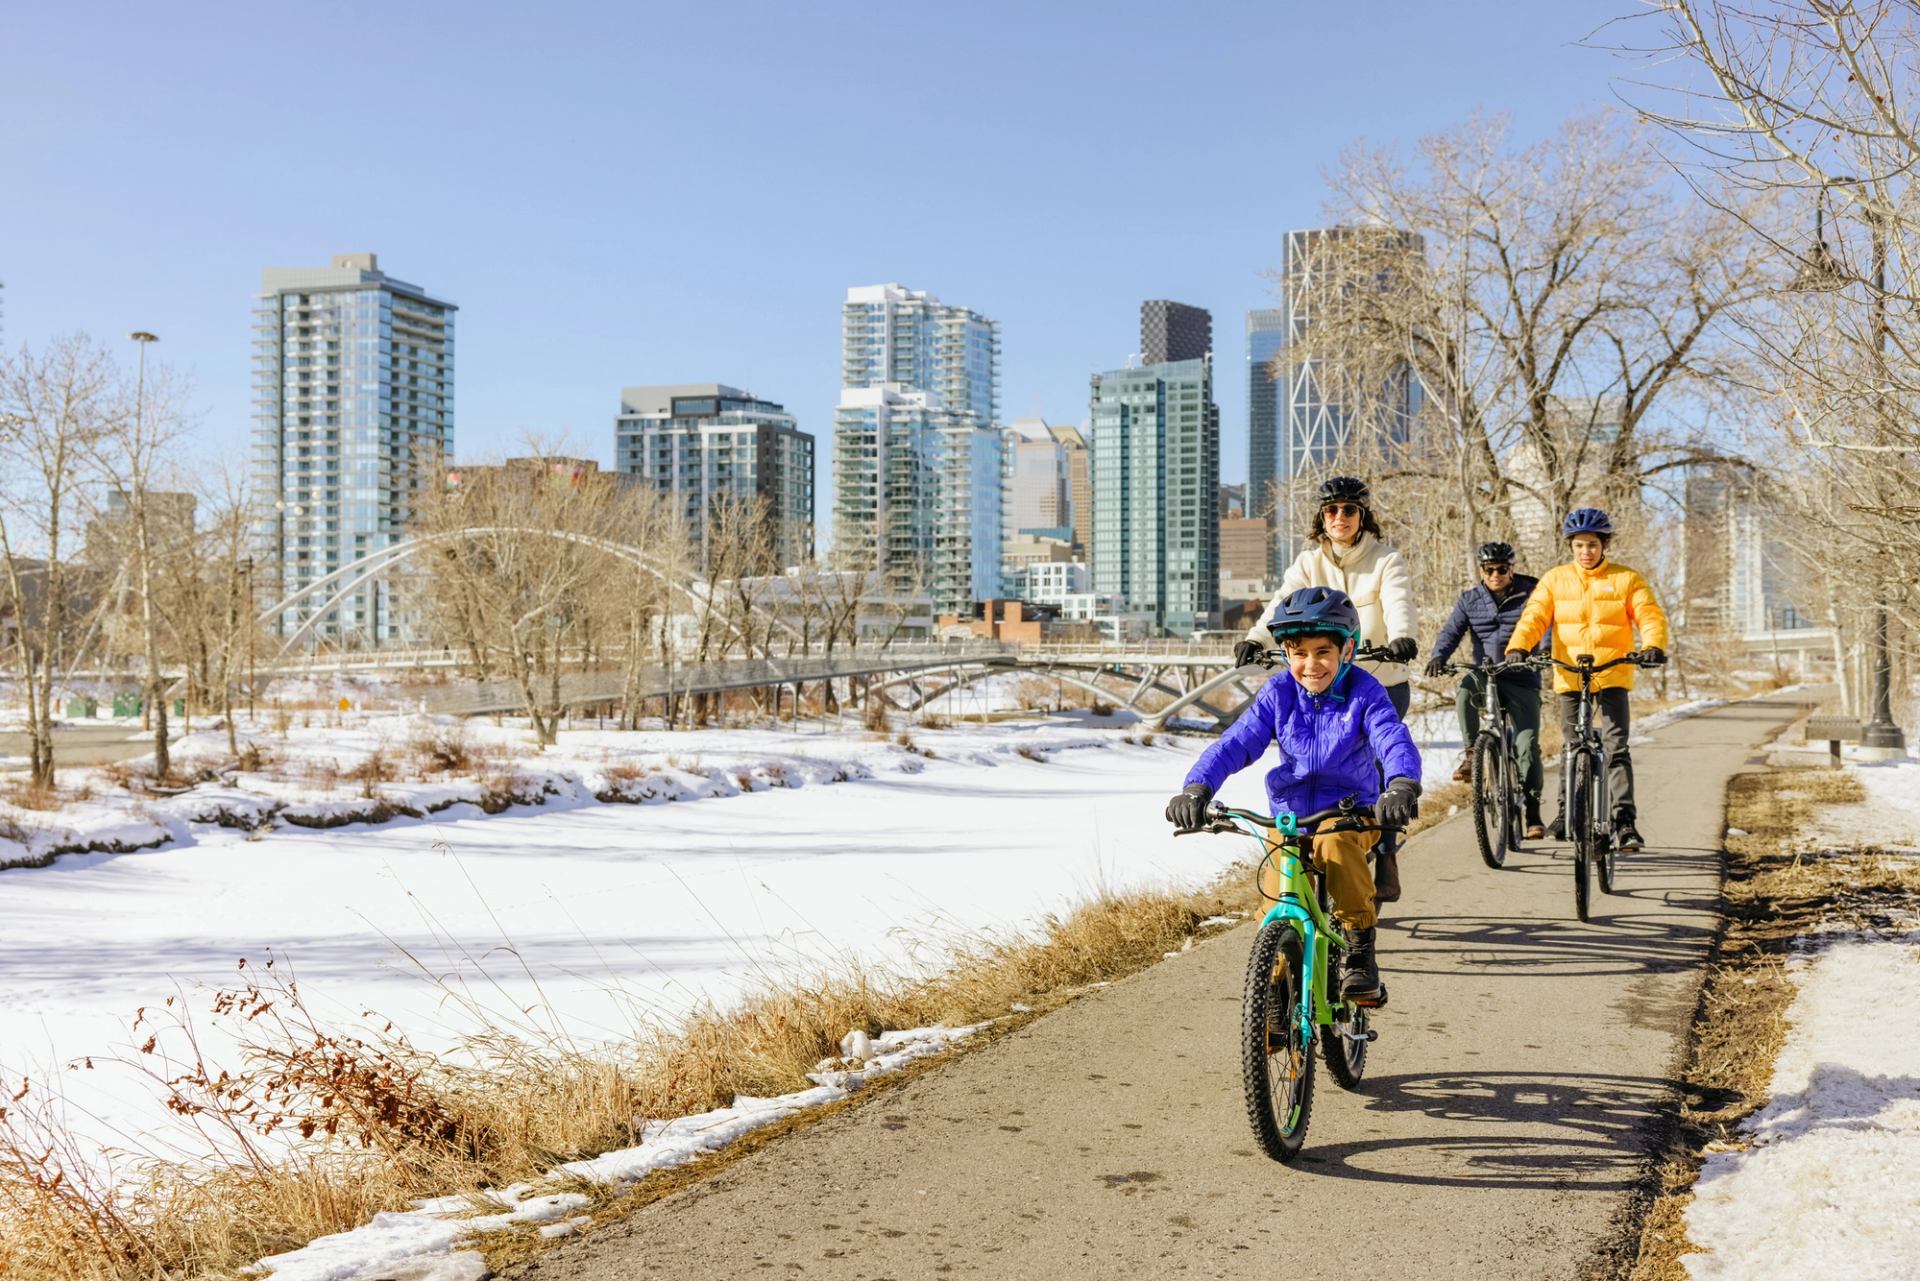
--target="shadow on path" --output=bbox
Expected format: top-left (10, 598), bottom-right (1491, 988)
top-left (1381, 912), bottom-right (1714, 978)
top-left (1292, 1070), bottom-right (1705, 1190)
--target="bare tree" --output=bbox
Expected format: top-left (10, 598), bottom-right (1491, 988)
top-left (84, 350), bottom-right (191, 776)
top-left (1629, 0), bottom-right (1920, 650)
top-left (413, 451), bottom-right (645, 745)
top-left (1274, 112), bottom-right (1779, 585)
top-left (0, 337), bottom-right (115, 787)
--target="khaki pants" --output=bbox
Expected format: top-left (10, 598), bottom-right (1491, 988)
top-left (1260, 827), bottom-right (1380, 931)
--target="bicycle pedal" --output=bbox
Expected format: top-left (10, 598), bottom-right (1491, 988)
top-left (1351, 985), bottom-right (1389, 1009)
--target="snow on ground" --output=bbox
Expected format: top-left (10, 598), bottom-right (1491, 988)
top-left (0, 718), bottom-right (1256, 1170)
top-left (1682, 935), bottom-right (1920, 1280)
top-left (1797, 759), bottom-right (1920, 852)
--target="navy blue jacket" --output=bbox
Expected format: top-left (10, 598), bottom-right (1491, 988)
top-left (1184, 665), bottom-right (1422, 819)
top-left (1430, 575), bottom-right (1546, 688)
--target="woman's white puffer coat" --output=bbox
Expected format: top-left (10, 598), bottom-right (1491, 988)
top-left (1245, 533), bottom-right (1416, 688)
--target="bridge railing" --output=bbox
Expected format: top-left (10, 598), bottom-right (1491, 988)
top-left (1010, 639), bottom-right (1238, 658)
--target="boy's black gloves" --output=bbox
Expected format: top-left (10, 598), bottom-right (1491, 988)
top-left (1233, 639), bottom-right (1268, 669)
top-left (1378, 777), bottom-right (1420, 829)
top-left (1423, 656), bottom-right (1448, 678)
top-left (1386, 636), bottom-right (1418, 664)
top-left (1166, 783), bottom-right (1214, 831)
top-left (1640, 646), bottom-right (1667, 665)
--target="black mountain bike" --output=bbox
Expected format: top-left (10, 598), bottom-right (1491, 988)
top-left (1440, 658), bottom-right (1529, 870)
top-left (1520, 651), bottom-right (1663, 921)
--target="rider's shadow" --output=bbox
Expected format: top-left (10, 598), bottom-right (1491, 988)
top-left (1289, 1070), bottom-right (1700, 1189)
top-left (1377, 914), bottom-right (1713, 978)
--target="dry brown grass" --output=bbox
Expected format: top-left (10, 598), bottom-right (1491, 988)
top-left (0, 779), bottom-right (90, 812)
top-left (1620, 766), bottom-right (1920, 1281)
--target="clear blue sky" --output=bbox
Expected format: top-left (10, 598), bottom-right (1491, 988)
top-left (3, 0), bottom-right (1633, 541)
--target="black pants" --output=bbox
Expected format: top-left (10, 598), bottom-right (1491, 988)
top-left (1385, 680), bottom-right (1410, 719)
top-left (1556, 687), bottom-right (1635, 821)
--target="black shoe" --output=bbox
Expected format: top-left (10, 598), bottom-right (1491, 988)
top-left (1546, 813), bottom-right (1566, 841)
top-left (1616, 820), bottom-right (1644, 851)
top-left (1524, 798), bottom-right (1546, 840)
top-left (1341, 927), bottom-right (1383, 1002)
top-left (1372, 847), bottom-right (1402, 904)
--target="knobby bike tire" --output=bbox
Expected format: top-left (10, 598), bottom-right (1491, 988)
top-left (1570, 751), bottom-right (1593, 922)
top-left (1596, 759), bottom-right (1619, 895)
top-left (1242, 921), bottom-right (1314, 1162)
top-left (1471, 732), bottom-right (1507, 869)
top-left (1322, 932), bottom-right (1370, 1088)
top-left (1505, 732), bottom-right (1529, 851)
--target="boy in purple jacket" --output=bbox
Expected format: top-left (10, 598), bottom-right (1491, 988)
top-left (1166, 586), bottom-right (1422, 1002)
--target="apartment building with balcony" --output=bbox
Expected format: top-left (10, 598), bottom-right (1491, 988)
top-left (615, 383), bottom-right (815, 570)
top-left (251, 252), bottom-right (454, 644)
top-left (834, 283), bottom-right (1002, 616)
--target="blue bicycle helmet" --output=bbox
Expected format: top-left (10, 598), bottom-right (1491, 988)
top-left (1562, 507), bottom-right (1614, 538)
top-left (1268, 586), bottom-right (1361, 641)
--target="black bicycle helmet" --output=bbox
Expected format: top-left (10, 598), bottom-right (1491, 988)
top-left (1317, 475), bottom-right (1371, 508)
top-left (1562, 507), bottom-right (1614, 538)
top-left (1476, 541), bottom-right (1516, 566)
top-left (1268, 585), bottom-right (1361, 641)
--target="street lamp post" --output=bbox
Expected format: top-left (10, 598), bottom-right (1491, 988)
top-left (1862, 220), bottom-right (1909, 754)
top-left (1791, 195), bottom-right (1907, 754)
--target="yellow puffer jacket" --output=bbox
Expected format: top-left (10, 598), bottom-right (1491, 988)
top-left (1507, 559), bottom-right (1671, 693)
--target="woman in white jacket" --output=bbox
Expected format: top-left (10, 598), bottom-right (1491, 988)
top-left (1237, 474), bottom-right (1420, 716)
top-left (1236, 475), bottom-right (1420, 904)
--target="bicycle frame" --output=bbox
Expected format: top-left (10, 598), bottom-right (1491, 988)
top-left (1552, 655), bottom-right (1637, 840)
top-left (1206, 807), bottom-right (1382, 1038)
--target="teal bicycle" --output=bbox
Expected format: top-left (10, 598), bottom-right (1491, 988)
top-left (1181, 796), bottom-right (1400, 1162)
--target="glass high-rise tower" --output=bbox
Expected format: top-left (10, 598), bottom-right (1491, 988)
top-left (1089, 305), bottom-right (1220, 636)
top-left (1278, 229), bottom-right (1422, 564)
top-left (1246, 307), bottom-right (1286, 576)
top-left (833, 283), bottom-right (1002, 616)
top-left (252, 253), bottom-right (455, 644)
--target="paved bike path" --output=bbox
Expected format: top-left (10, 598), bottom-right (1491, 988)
top-left (506, 696), bottom-right (1804, 1281)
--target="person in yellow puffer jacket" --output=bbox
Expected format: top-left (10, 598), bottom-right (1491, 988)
top-left (1504, 507), bottom-right (1671, 851)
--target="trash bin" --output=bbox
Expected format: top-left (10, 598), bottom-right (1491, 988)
top-left (111, 692), bottom-right (143, 718)
top-left (66, 696), bottom-right (98, 718)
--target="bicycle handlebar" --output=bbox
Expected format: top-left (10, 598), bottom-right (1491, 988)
top-left (1517, 651), bottom-right (1665, 675)
top-left (1173, 795), bottom-right (1402, 839)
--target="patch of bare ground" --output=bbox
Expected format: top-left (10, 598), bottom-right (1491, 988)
top-left (1603, 765), bottom-right (1920, 1281)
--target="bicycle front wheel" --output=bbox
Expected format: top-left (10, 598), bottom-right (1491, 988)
top-left (1242, 921), bottom-right (1315, 1162)
top-left (1570, 752), bottom-right (1594, 922)
top-left (1471, 732), bottom-right (1508, 869)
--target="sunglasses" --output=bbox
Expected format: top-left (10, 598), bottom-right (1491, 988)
top-left (1481, 563), bottom-right (1513, 574)
top-left (1322, 503), bottom-right (1364, 519)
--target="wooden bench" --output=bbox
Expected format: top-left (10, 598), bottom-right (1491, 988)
top-left (1804, 714), bottom-right (1863, 766)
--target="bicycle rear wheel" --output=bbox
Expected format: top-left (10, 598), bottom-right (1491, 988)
top-left (1242, 921), bottom-right (1314, 1162)
top-left (1471, 732), bottom-right (1508, 869)
top-left (1570, 752), bottom-right (1593, 922)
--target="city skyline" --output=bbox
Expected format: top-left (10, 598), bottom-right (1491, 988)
top-left (0, 0), bottom-right (1629, 551)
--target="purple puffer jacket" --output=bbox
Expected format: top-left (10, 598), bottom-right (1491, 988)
top-left (1183, 665), bottom-right (1422, 820)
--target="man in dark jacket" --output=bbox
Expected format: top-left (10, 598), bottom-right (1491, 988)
top-left (1425, 542), bottom-right (1547, 838)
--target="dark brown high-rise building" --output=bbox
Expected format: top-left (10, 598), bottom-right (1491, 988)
top-left (1141, 300), bottom-right (1212, 364)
